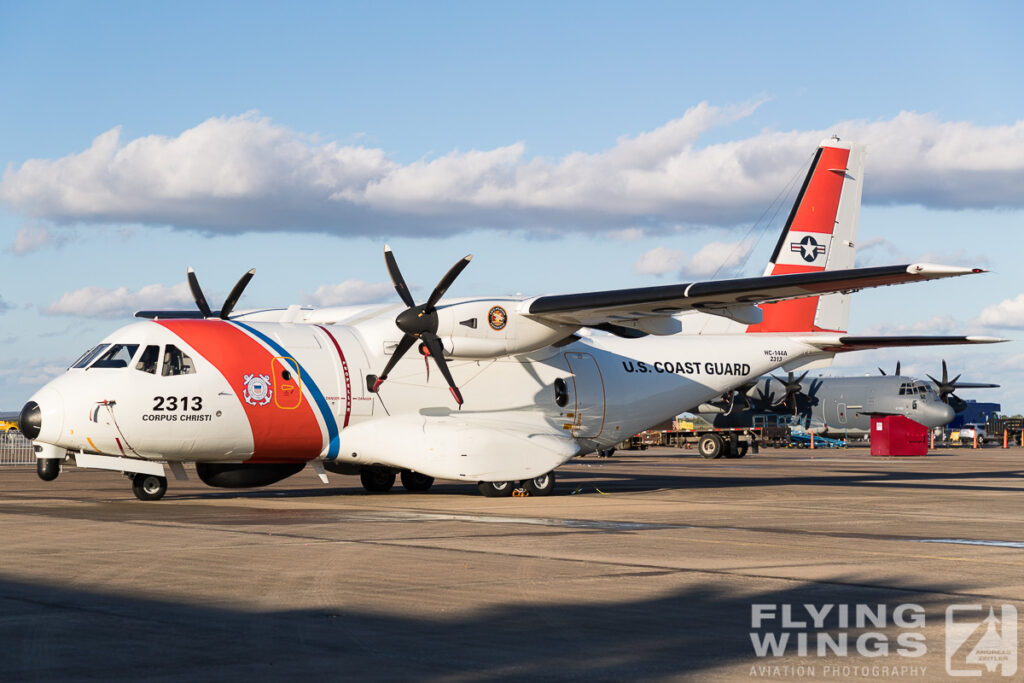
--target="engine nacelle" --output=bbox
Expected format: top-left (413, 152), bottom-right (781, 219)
top-left (195, 462), bottom-right (306, 488)
top-left (434, 298), bottom-right (576, 359)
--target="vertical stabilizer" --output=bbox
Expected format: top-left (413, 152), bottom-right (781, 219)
top-left (746, 138), bottom-right (865, 333)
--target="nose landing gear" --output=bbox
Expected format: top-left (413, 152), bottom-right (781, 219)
top-left (131, 472), bottom-right (168, 501)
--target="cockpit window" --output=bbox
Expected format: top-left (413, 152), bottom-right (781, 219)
top-left (917, 385), bottom-right (927, 398)
top-left (898, 383), bottom-right (910, 395)
top-left (161, 345), bottom-right (196, 376)
top-left (135, 345), bottom-right (160, 374)
top-left (91, 344), bottom-right (140, 369)
top-left (71, 344), bottom-right (110, 369)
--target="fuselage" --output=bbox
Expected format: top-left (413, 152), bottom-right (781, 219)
top-left (701, 375), bottom-right (955, 437)
top-left (24, 304), bottom-right (832, 482)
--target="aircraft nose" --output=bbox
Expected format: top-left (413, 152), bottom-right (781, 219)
top-left (938, 402), bottom-right (955, 424)
top-left (19, 401), bottom-right (42, 440)
top-left (20, 387), bottom-right (65, 444)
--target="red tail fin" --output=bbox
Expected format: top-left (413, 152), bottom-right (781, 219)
top-left (747, 138), bottom-right (865, 333)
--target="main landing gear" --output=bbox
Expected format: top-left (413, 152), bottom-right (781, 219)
top-left (357, 466), bottom-right (557, 497)
top-left (478, 472), bottom-right (556, 497)
top-left (359, 467), bottom-right (436, 493)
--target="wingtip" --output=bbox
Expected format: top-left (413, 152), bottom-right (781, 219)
top-left (905, 263), bottom-right (980, 276)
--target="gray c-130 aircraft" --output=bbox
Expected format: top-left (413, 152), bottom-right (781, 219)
top-left (694, 361), bottom-right (998, 438)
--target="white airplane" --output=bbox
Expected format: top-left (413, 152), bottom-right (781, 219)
top-left (18, 138), bottom-right (1004, 500)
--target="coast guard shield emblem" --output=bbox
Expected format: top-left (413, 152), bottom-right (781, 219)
top-left (243, 373), bottom-right (273, 406)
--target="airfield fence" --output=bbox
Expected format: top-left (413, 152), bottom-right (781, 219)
top-left (0, 433), bottom-right (35, 466)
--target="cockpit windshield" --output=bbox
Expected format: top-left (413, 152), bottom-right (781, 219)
top-left (898, 382), bottom-right (929, 398)
top-left (91, 344), bottom-right (140, 369)
top-left (71, 344), bottom-right (110, 369)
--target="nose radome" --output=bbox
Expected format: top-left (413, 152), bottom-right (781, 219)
top-left (19, 401), bottom-right (42, 440)
top-left (20, 386), bottom-right (66, 444)
top-left (938, 402), bottom-right (955, 424)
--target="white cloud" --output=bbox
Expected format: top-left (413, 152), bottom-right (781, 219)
top-left (632, 246), bottom-right (685, 276)
top-left (303, 280), bottom-right (395, 307)
top-left (44, 283), bottom-right (193, 318)
top-left (975, 292), bottom-right (1024, 329)
top-left (5, 224), bottom-right (75, 254)
top-left (0, 358), bottom-right (67, 386)
top-left (3, 105), bottom-right (1021, 237)
top-left (632, 240), bottom-right (753, 278)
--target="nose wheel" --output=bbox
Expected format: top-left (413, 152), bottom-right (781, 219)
top-left (131, 472), bottom-right (168, 501)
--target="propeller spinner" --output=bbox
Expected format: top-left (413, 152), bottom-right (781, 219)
top-left (769, 371), bottom-right (808, 414)
top-left (371, 246), bottom-right (472, 406)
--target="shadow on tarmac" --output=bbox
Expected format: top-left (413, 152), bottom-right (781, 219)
top-left (0, 575), bottom-right (958, 681)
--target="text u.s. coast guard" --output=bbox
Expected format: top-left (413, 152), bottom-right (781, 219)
top-left (622, 361), bottom-right (751, 376)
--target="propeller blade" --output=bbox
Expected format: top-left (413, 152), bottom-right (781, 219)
top-left (383, 245), bottom-right (416, 308)
top-left (941, 359), bottom-right (949, 385)
top-left (895, 361), bottom-right (901, 376)
top-left (220, 269), bottom-right (255, 319)
top-left (186, 267), bottom-right (213, 318)
top-left (878, 367), bottom-right (886, 376)
top-left (372, 334), bottom-right (417, 392)
top-left (425, 254), bottom-right (473, 311)
top-left (422, 333), bottom-right (463, 405)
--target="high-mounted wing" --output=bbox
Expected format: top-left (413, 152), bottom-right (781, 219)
top-left (526, 263), bottom-right (984, 328)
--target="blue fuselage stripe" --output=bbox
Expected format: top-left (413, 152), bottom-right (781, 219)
top-left (232, 322), bottom-right (341, 460)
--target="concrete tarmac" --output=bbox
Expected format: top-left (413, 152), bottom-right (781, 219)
top-left (2, 446), bottom-right (1023, 681)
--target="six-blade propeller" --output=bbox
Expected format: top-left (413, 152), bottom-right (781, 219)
top-left (371, 245), bottom-right (473, 406)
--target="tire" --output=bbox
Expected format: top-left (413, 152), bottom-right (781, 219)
top-left (522, 471), bottom-right (555, 496)
top-left (725, 442), bottom-right (749, 459)
top-left (697, 434), bottom-right (724, 459)
top-left (400, 470), bottom-right (434, 492)
top-left (131, 473), bottom-right (167, 501)
top-left (360, 467), bottom-right (396, 493)
top-left (478, 481), bottom-right (514, 497)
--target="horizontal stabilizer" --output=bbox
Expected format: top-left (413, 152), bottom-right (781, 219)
top-left (794, 335), bottom-right (1007, 353)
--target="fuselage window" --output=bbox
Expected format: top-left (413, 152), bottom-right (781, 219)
top-left (72, 344), bottom-right (110, 369)
top-left (162, 345), bottom-right (196, 376)
top-left (91, 344), bottom-right (140, 369)
top-left (136, 345), bottom-right (160, 374)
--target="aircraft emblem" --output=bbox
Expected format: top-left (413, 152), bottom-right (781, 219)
top-left (242, 373), bottom-right (273, 406)
top-left (488, 306), bottom-right (508, 331)
top-left (791, 235), bottom-right (826, 262)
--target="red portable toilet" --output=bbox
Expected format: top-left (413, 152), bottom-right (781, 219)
top-left (870, 415), bottom-right (929, 456)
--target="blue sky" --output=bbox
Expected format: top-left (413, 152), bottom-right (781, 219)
top-left (1, 1), bottom-right (1022, 411)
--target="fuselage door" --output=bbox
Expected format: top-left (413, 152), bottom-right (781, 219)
top-left (564, 352), bottom-right (606, 438)
top-left (838, 402), bottom-right (847, 424)
top-left (271, 357), bottom-right (303, 410)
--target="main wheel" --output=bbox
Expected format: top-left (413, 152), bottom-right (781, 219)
top-left (400, 470), bottom-right (434, 492)
top-left (131, 473), bottom-right (167, 501)
top-left (522, 472), bottom-right (555, 496)
top-left (478, 480), bottom-right (514, 497)
top-left (697, 434), bottom-right (724, 459)
top-left (360, 467), bottom-right (396, 493)
top-left (725, 442), bottom-right (749, 459)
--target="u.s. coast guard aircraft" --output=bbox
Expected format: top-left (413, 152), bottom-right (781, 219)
top-left (18, 138), bottom-right (1003, 499)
